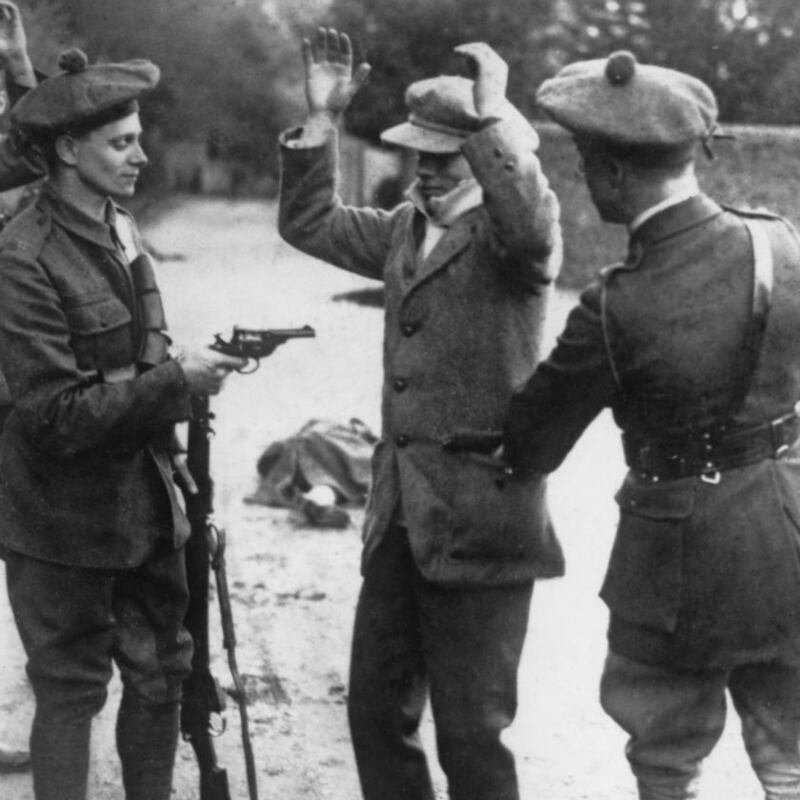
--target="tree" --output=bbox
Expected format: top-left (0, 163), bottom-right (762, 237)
top-left (544, 0), bottom-right (800, 123)
top-left (326, 0), bottom-right (555, 140)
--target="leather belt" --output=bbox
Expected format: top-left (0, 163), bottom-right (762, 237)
top-left (623, 412), bottom-right (800, 482)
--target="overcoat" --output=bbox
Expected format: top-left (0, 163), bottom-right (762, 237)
top-left (0, 185), bottom-right (192, 569)
top-left (505, 194), bottom-right (800, 667)
top-left (279, 119), bottom-right (564, 586)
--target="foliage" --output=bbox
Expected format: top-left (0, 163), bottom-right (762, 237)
top-left (536, 0), bottom-right (800, 123)
top-left (14, 0), bottom-right (317, 188)
top-left (325, 0), bottom-right (555, 141)
top-left (326, 0), bottom-right (800, 137)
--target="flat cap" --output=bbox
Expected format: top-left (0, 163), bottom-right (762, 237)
top-left (536, 51), bottom-right (717, 153)
top-left (381, 76), bottom-right (481, 154)
top-left (12, 48), bottom-right (160, 136)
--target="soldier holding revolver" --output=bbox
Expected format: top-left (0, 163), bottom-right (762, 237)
top-left (0, 49), bottom-right (243, 800)
top-left (279, 28), bottom-right (562, 800)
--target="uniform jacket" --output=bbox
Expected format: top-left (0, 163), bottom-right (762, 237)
top-left (279, 118), bottom-right (564, 586)
top-left (505, 194), bottom-right (800, 668)
top-left (0, 184), bottom-right (192, 569)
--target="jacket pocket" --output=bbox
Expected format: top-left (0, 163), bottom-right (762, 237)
top-left (447, 451), bottom-right (551, 562)
top-left (63, 295), bottom-right (134, 372)
top-left (600, 473), bottom-right (695, 633)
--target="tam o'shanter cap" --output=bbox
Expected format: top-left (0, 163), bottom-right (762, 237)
top-left (12, 48), bottom-right (160, 135)
top-left (536, 51), bottom-right (718, 151)
top-left (381, 76), bottom-right (482, 153)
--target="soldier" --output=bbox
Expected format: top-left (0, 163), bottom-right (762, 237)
top-left (504, 51), bottom-right (800, 799)
top-left (0, 49), bottom-right (244, 800)
top-left (279, 27), bottom-right (562, 800)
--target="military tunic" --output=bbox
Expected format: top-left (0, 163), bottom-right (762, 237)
top-left (0, 184), bottom-right (192, 567)
top-left (505, 194), bottom-right (800, 669)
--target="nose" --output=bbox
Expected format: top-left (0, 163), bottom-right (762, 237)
top-left (131, 142), bottom-right (148, 167)
top-left (416, 156), bottom-right (435, 177)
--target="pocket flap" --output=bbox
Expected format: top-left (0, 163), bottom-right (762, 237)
top-left (64, 296), bottom-right (132, 335)
top-left (614, 473), bottom-right (695, 520)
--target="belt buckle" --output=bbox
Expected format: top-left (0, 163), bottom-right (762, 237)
top-left (700, 469), bottom-right (721, 485)
top-left (770, 416), bottom-right (792, 458)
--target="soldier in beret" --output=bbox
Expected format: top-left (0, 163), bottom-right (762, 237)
top-left (504, 51), bottom-right (800, 798)
top-left (279, 27), bottom-right (562, 800)
top-left (0, 50), bottom-right (244, 800)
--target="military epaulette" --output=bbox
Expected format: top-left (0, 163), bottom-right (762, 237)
top-left (599, 256), bottom-right (640, 284)
top-left (722, 203), bottom-right (784, 222)
top-left (0, 203), bottom-right (50, 260)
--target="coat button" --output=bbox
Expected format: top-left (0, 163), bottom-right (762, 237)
top-left (395, 434), bottom-right (409, 447)
top-left (393, 378), bottom-right (407, 392)
top-left (401, 322), bottom-right (419, 337)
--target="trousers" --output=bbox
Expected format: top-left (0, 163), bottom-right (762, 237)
top-left (5, 545), bottom-right (193, 800)
top-left (347, 523), bottom-right (534, 800)
top-left (601, 649), bottom-right (800, 800)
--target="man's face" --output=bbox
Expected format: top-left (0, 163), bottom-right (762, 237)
top-left (415, 150), bottom-right (473, 208)
top-left (70, 112), bottom-right (148, 200)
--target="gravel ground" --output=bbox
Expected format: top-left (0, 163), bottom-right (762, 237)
top-left (0, 197), bottom-right (763, 799)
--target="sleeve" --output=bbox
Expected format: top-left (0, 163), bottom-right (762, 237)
top-left (0, 132), bottom-right (43, 192)
top-left (0, 252), bottom-right (192, 459)
top-left (462, 114), bottom-right (562, 288)
top-left (503, 281), bottom-right (618, 474)
top-left (277, 126), bottom-right (402, 281)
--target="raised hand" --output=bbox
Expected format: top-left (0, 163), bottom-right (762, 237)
top-left (454, 42), bottom-right (508, 119)
top-left (302, 27), bottom-right (371, 122)
top-left (0, 2), bottom-right (33, 86)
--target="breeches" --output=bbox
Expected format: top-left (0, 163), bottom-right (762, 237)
top-left (347, 523), bottom-right (534, 800)
top-left (5, 546), bottom-right (193, 800)
top-left (601, 649), bottom-right (800, 800)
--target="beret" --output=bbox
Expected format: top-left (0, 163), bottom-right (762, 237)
top-left (12, 48), bottom-right (160, 136)
top-left (381, 76), bottom-right (481, 154)
top-left (536, 51), bottom-right (718, 151)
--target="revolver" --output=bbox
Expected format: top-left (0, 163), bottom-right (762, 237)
top-left (210, 325), bottom-right (316, 372)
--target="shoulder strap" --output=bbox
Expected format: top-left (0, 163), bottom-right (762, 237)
top-left (728, 217), bottom-right (773, 415)
top-left (600, 220), bottom-right (774, 408)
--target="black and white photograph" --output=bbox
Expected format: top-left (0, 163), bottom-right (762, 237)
top-left (1, 1), bottom-right (800, 798)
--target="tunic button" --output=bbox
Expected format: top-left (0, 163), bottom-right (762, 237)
top-left (393, 378), bottom-right (407, 392)
top-left (395, 434), bottom-right (409, 448)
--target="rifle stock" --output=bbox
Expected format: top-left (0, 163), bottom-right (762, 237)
top-left (181, 329), bottom-right (312, 799)
top-left (181, 393), bottom-right (232, 800)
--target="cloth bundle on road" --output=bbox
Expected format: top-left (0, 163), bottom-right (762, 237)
top-left (246, 418), bottom-right (377, 527)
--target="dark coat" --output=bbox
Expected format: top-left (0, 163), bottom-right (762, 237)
top-left (279, 119), bottom-right (564, 587)
top-left (505, 194), bottom-right (800, 668)
top-left (0, 185), bottom-right (192, 569)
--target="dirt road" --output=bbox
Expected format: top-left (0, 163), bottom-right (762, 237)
top-left (0, 198), bottom-right (762, 799)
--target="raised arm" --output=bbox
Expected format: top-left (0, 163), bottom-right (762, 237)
top-left (0, 1), bottom-right (34, 90)
top-left (278, 27), bottom-right (401, 280)
top-left (300, 27), bottom-right (371, 145)
top-left (0, 1), bottom-right (42, 191)
top-left (457, 42), bottom-right (561, 284)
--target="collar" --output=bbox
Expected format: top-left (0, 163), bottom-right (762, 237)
top-left (40, 183), bottom-right (121, 252)
top-left (628, 189), bottom-right (699, 235)
top-left (629, 194), bottom-right (723, 250)
top-left (407, 177), bottom-right (483, 226)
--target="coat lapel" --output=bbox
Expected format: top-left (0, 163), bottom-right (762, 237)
top-left (404, 208), bottom-right (479, 295)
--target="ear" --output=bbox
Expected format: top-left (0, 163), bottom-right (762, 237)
top-left (608, 156), bottom-right (626, 190)
top-left (54, 134), bottom-right (79, 167)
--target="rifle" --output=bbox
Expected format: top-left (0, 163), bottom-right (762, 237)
top-left (181, 326), bottom-right (316, 800)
